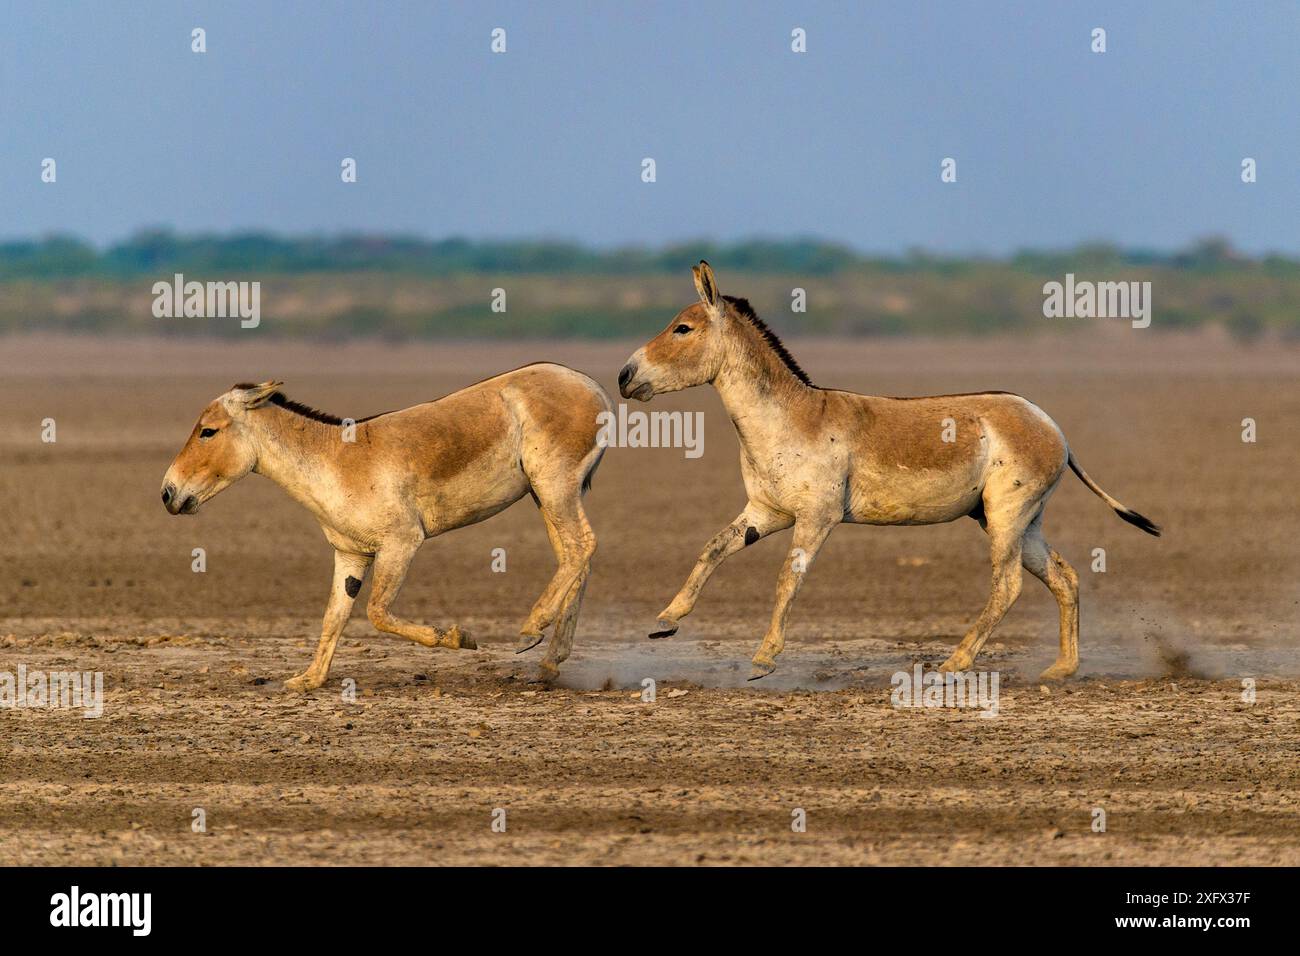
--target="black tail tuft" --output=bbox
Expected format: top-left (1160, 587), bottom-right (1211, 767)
top-left (581, 446), bottom-right (606, 495)
top-left (1117, 508), bottom-right (1161, 537)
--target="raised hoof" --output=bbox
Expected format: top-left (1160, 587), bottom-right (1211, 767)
top-left (747, 660), bottom-right (776, 682)
top-left (648, 619), bottom-right (678, 640)
top-left (515, 630), bottom-right (546, 654)
top-left (936, 655), bottom-right (973, 674)
top-left (284, 674), bottom-right (321, 693)
top-left (1038, 662), bottom-right (1078, 682)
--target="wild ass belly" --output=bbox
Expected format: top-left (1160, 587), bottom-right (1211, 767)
top-left (845, 448), bottom-right (991, 527)
top-left (315, 463), bottom-right (529, 553)
top-left (738, 438), bottom-right (984, 526)
top-left (414, 449), bottom-right (532, 537)
top-left (737, 420), bottom-right (995, 527)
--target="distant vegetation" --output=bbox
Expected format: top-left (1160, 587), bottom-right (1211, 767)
top-left (1, 231), bottom-right (1296, 340)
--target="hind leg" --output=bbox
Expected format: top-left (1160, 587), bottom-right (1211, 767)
top-left (518, 483), bottom-right (594, 652)
top-left (539, 569), bottom-right (588, 681)
top-left (526, 496), bottom-right (591, 676)
top-left (937, 489), bottom-right (1040, 672)
top-left (516, 509), bottom-right (568, 653)
top-left (1021, 519), bottom-right (1080, 680)
top-left (937, 532), bottom-right (1023, 672)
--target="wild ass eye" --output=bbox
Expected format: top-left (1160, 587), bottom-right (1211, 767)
top-left (199, 427), bottom-right (219, 439)
top-left (673, 324), bottom-right (692, 335)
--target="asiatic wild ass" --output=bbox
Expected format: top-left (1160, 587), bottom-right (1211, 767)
top-left (161, 366), bottom-right (610, 690)
top-left (618, 262), bottom-right (1159, 681)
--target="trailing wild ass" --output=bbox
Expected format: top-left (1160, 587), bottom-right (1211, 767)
top-left (161, 366), bottom-right (610, 690)
top-left (619, 262), bottom-right (1159, 682)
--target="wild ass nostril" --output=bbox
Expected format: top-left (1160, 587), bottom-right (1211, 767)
top-left (161, 485), bottom-right (174, 506)
top-left (618, 364), bottom-right (635, 389)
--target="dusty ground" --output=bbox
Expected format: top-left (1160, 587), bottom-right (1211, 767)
top-left (1, 330), bottom-right (1298, 865)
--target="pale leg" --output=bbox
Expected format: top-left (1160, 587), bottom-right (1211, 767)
top-left (1021, 520), bottom-right (1080, 680)
top-left (748, 517), bottom-right (837, 680)
top-left (285, 550), bottom-right (373, 692)
top-left (367, 533), bottom-right (476, 651)
top-left (652, 502), bottom-right (792, 638)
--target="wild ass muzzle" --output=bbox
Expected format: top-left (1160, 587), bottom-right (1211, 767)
top-left (619, 262), bottom-right (1160, 682)
top-left (161, 364), bottom-right (610, 690)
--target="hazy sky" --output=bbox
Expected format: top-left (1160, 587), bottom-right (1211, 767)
top-left (3, 1), bottom-right (1297, 254)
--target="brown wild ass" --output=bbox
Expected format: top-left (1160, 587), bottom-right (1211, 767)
top-left (619, 262), bottom-right (1159, 681)
top-left (161, 366), bottom-right (610, 690)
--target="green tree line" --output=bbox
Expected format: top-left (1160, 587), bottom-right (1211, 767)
top-left (1, 233), bottom-right (1296, 340)
top-left (3, 231), bottom-right (1299, 279)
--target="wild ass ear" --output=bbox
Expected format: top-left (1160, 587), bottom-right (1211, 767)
top-left (691, 260), bottom-right (721, 309)
top-left (236, 380), bottom-right (284, 409)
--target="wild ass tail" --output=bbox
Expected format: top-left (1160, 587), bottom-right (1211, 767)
top-left (1067, 451), bottom-right (1161, 537)
top-left (581, 376), bottom-right (615, 495)
top-left (581, 445), bottom-right (606, 495)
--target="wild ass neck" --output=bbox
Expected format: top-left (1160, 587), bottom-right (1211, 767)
top-left (711, 325), bottom-right (820, 448)
top-left (250, 406), bottom-right (347, 517)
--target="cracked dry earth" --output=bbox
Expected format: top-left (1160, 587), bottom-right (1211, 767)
top-left (2, 335), bottom-right (1298, 865)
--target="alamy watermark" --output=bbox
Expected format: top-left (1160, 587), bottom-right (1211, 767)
top-left (1042, 274), bottom-right (1151, 328)
top-left (0, 665), bottom-right (103, 718)
top-left (596, 402), bottom-right (703, 459)
top-left (152, 273), bottom-right (260, 328)
top-left (50, 886), bottom-right (150, 936)
top-left (891, 664), bottom-right (999, 717)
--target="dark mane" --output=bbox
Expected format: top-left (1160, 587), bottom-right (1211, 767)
top-left (232, 384), bottom-right (384, 425)
top-left (722, 295), bottom-right (815, 388)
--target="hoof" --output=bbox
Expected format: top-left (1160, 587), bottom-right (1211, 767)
top-left (1038, 662), bottom-right (1078, 681)
top-left (648, 619), bottom-right (678, 640)
top-left (443, 625), bottom-right (476, 650)
top-left (284, 674), bottom-right (320, 693)
top-left (747, 660), bottom-right (776, 682)
top-left (516, 630), bottom-right (546, 654)
top-left (536, 661), bottom-right (560, 683)
top-left (937, 655), bottom-right (972, 674)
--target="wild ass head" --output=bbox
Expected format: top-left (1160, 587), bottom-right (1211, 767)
top-left (619, 261), bottom-right (732, 401)
top-left (160, 381), bottom-right (282, 515)
top-left (619, 261), bottom-right (812, 401)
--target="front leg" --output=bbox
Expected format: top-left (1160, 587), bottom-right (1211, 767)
top-left (366, 533), bottom-right (478, 651)
top-left (650, 502), bottom-right (792, 638)
top-left (748, 516), bottom-right (837, 681)
top-left (285, 550), bottom-right (374, 692)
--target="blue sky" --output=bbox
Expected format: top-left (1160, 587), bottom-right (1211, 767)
top-left (2, 1), bottom-right (1297, 254)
